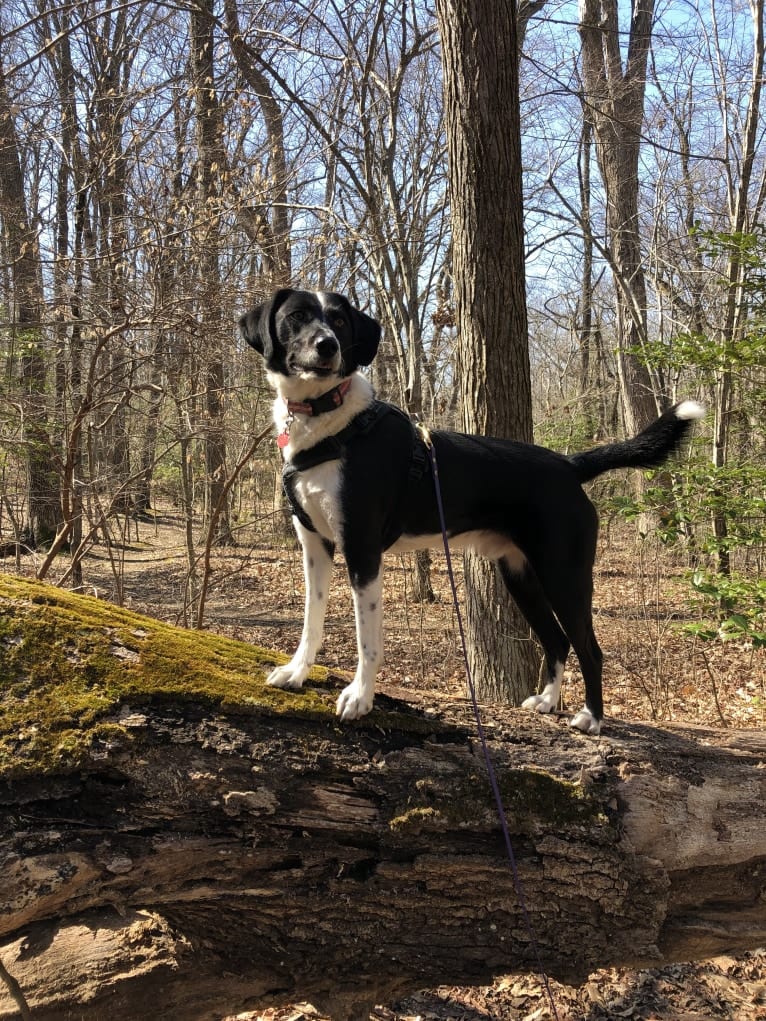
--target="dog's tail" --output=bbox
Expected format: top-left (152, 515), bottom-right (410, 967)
top-left (569, 400), bottom-right (704, 484)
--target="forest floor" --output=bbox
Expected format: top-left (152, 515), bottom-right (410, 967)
top-left (17, 506), bottom-right (766, 1021)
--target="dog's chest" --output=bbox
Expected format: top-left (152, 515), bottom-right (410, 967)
top-left (290, 461), bottom-right (344, 542)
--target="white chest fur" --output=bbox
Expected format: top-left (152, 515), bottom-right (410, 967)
top-left (273, 373), bottom-right (373, 547)
top-left (271, 372), bottom-right (374, 460)
top-left (290, 460), bottom-right (344, 545)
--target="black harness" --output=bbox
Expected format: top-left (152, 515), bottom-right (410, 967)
top-left (281, 399), bottom-right (429, 534)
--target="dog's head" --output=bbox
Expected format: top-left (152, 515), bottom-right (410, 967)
top-left (239, 289), bottom-right (381, 380)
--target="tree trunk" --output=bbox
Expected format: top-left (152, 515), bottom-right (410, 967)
top-left (435, 0), bottom-right (539, 705)
top-left (711, 0), bottom-right (764, 577)
top-left (1, 577), bottom-right (764, 1021)
top-left (191, 0), bottom-right (233, 546)
top-left (223, 0), bottom-right (292, 285)
top-left (413, 548), bottom-right (435, 602)
top-left (577, 98), bottom-right (598, 437)
top-left (578, 0), bottom-right (658, 434)
top-left (0, 60), bottom-right (59, 548)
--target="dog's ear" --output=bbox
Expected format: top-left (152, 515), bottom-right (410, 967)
top-left (238, 289), bottom-right (293, 358)
top-left (348, 304), bottom-right (382, 368)
top-left (238, 304), bottom-right (270, 356)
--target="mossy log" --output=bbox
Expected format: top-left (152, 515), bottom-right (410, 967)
top-left (0, 576), bottom-right (765, 1021)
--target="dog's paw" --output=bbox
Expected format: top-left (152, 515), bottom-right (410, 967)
top-left (522, 692), bottom-right (558, 714)
top-left (570, 708), bottom-right (602, 736)
top-left (266, 662), bottom-right (308, 690)
top-left (336, 680), bottom-right (373, 721)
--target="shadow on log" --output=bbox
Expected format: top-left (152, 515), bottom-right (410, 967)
top-left (0, 575), bottom-right (765, 1020)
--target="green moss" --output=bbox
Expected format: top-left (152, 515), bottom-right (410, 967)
top-left (495, 767), bottom-right (609, 829)
top-left (388, 767), bottom-right (610, 836)
top-left (0, 575), bottom-right (334, 779)
top-left (0, 577), bottom-right (615, 838)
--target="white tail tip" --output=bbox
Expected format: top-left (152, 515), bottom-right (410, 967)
top-left (675, 400), bottom-right (705, 421)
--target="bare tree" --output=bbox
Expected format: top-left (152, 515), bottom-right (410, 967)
top-left (316, 1), bottom-right (448, 602)
top-left (709, 0), bottom-right (765, 573)
top-left (226, 0), bottom-right (451, 597)
top-left (189, 0), bottom-right (233, 546)
top-left (578, 0), bottom-right (659, 434)
top-left (223, 0), bottom-right (292, 286)
top-left (644, 1), bottom-right (766, 570)
top-left (0, 44), bottom-right (59, 547)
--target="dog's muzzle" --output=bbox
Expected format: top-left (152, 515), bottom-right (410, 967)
top-left (290, 333), bottom-right (342, 376)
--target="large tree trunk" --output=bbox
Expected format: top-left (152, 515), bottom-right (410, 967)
top-left (435, 0), bottom-right (539, 704)
top-left (1, 576), bottom-right (765, 1021)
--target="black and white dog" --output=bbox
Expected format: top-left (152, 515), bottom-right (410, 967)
top-left (240, 288), bottom-right (702, 735)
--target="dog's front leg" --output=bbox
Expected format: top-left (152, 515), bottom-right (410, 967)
top-left (336, 567), bottom-right (383, 721)
top-left (266, 522), bottom-right (333, 691)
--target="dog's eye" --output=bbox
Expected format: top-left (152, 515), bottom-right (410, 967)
top-left (289, 309), bottom-right (308, 324)
top-left (332, 315), bottom-right (347, 330)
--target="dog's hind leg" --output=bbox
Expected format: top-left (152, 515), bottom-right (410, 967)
top-left (336, 560), bottom-right (384, 721)
top-left (541, 567), bottom-right (604, 735)
top-left (556, 609), bottom-right (604, 735)
top-left (498, 558), bottom-right (570, 716)
top-left (529, 499), bottom-right (605, 735)
top-left (266, 522), bottom-right (334, 691)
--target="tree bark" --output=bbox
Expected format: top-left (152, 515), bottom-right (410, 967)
top-left (435, 0), bottom-right (539, 705)
top-left (1, 577), bottom-right (765, 1021)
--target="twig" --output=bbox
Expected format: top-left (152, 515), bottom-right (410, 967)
top-left (696, 640), bottom-right (729, 727)
top-left (195, 424), bottom-right (273, 628)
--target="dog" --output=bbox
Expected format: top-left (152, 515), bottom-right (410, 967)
top-left (239, 288), bottom-right (703, 735)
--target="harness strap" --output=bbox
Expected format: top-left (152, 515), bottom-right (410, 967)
top-left (281, 400), bottom-right (429, 531)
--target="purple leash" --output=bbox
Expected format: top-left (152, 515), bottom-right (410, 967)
top-left (416, 424), bottom-right (561, 1021)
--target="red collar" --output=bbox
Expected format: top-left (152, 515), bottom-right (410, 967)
top-left (285, 377), bottom-right (352, 417)
top-left (277, 378), bottom-right (353, 450)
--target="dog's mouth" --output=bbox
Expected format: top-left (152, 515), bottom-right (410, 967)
top-left (287, 355), bottom-right (342, 378)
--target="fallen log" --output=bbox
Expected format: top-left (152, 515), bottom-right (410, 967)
top-left (0, 575), bottom-right (764, 1021)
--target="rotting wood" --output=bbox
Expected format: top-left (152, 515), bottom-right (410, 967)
top-left (0, 576), bottom-right (765, 1021)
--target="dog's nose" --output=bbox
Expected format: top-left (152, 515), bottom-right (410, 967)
top-left (315, 335), bottom-right (339, 359)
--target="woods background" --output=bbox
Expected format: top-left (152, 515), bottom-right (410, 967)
top-left (1, 0), bottom-right (764, 639)
top-left (1, 3), bottom-right (766, 1018)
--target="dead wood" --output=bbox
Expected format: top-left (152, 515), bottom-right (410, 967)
top-left (0, 576), bottom-right (765, 1020)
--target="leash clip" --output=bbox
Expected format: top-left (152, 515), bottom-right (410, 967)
top-left (415, 420), bottom-right (433, 449)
